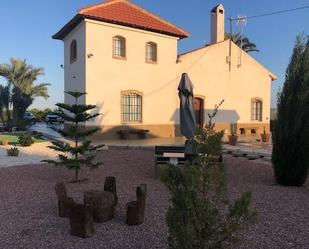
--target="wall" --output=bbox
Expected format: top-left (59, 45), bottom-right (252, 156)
top-left (63, 22), bottom-right (86, 105)
top-left (84, 19), bottom-right (180, 137)
top-left (178, 40), bottom-right (273, 134)
top-left (63, 20), bottom-right (274, 138)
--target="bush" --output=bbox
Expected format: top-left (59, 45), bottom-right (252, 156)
top-left (7, 147), bottom-right (19, 157)
top-left (272, 35), bottom-right (309, 186)
top-left (18, 133), bottom-right (34, 147)
top-left (161, 101), bottom-right (257, 249)
top-left (30, 108), bottom-right (52, 121)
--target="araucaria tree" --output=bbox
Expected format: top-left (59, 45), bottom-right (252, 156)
top-left (161, 101), bottom-right (257, 249)
top-left (44, 91), bottom-right (104, 182)
top-left (0, 58), bottom-right (49, 127)
top-left (272, 34), bottom-right (309, 186)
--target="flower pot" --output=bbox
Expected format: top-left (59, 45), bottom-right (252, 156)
top-left (261, 133), bottom-right (270, 143)
top-left (1, 139), bottom-right (9, 146)
top-left (228, 135), bottom-right (238, 146)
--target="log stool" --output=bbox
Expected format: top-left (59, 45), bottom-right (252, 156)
top-left (69, 201), bottom-right (94, 238)
top-left (126, 184), bottom-right (147, 225)
top-left (104, 176), bottom-right (118, 206)
top-left (55, 182), bottom-right (74, 217)
top-left (84, 190), bottom-right (114, 223)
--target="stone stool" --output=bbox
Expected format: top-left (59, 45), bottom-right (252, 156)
top-left (55, 182), bottom-right (74, 217)
top-left (126, 184), bottom-right (147, 225)
top-left (69, 201), bottom-right (94, 238)
top-left (104, 176), bottom-right (118, 206)
top-left (84, 190), bottom-right (115, 223)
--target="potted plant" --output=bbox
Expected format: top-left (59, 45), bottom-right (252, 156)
top-left (260, 126), bottom-right (270, 143)
top-left (228, 123), bottom-right (238, 146)
top-left (1, 138), bottom-right (9, 146)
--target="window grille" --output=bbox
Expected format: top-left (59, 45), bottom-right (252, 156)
top-left (146, 42), bottom-right (157, 62)
top-left (251, 99), bottom-right (262, 121)
top-left (70, 40), bottom-right (77, 63)
top-left (121, 92), bottom-right (142, 123)
top-left (113, 36), bottom-right (126, 58)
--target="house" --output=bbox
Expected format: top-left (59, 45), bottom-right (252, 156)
top-left (53, 0), bottom-right (277, 139)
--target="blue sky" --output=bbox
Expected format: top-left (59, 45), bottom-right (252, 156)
top-left (0, 0), bottom-right (309, 109)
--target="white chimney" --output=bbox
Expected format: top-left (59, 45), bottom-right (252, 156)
top-left (210, 4), bottom-right (225, 44)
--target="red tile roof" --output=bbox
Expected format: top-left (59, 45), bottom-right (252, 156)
top-left (53, 0), bottom-right (189, 40)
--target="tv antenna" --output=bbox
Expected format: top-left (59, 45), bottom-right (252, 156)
top-left (228, 15), bottom-right (248, 71)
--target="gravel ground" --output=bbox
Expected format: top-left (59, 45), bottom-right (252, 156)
top-left (0, 150), bottom-right (308, 249)
top-left (226, 155), bottom-right (309, 249)
top-left (0, 142), bottom-right (58, 167)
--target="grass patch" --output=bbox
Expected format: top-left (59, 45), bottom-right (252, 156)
top-left (0, 135), bottom-right (45, 145)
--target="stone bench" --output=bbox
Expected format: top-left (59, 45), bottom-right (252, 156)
top-left (117, 129), bottom-right (149, 139)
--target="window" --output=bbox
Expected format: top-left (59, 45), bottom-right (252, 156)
top-left (70, 40), bottom-right (77, 63)
top-left (146, 42), bottom-right (157, 63)
top-left (251, 98), bottom-right (263, 121)
top-left (121, 91), bottom-right (142, 123)
top-left (113, 36), bottom-right (126, 58)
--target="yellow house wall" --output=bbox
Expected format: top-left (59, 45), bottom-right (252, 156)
top-left (62, 20), bottom-right (274, 138)
top-left (84, 19), bottom-right (180, 132)
top-left (63, 22), bottom-right (86, 105)
top-left (178, 40), bottom-right (272, 131)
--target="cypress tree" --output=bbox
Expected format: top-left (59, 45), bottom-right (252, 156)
top-left (43, 91), bottom-right (104, 182)
top-left (272, 35), bottom-right (309, 186)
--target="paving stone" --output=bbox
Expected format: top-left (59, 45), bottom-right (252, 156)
top-left (246, 154), bottom-right (262, 160)
top-left (231, 151), bottom-right (242, 157)
top-left (263, 156), bottom-right (272, 162)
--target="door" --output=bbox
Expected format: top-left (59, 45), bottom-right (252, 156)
top-left (194, 97), bottom-right (204, 128)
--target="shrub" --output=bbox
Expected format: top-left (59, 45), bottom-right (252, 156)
top-left (272, 34), bottom-right (309, 186)
top-left (7, 147), bottom-right (19, 157)
top-left (18, 133), bottom-right (34, 147)
top-left (161, 101), bottom-right (257, 249)
top-left (30, 108), bottom-right (52, 121)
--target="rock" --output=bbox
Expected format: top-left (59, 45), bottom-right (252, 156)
top-left (231, 151), bottom-right (242, 157)
top-left (84, 190), bottom-right (114, 223)
top-left (69, 201), bottom-right (94, 238)
top-left (222, 149), bottom-right (228, 154)
top-left (55, 182), bottom-right (74, 217)
top-left (263, 156), bottom-right (272, 162)
top-left (126, 184), bottom-right (147, 226)
top-left (104, 176), bottom-right (118, 206)
top-left (246, 154), bottom-right (261, 160)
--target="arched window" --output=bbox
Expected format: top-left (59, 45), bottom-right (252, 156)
top-left (70, 40), bottom-right (77, 63)
top-left (146, 42), bottom-right (157, 63)
top-left (251, 98), bottom-right (263, 121)
top-left (121, 91), bottom-right (142, 123)
top-left (113, 36), bottom-right (126, 58)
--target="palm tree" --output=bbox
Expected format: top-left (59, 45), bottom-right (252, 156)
top-left (0, 85), bottom-right (11, 124)
top-left (225, 32), bottom-right (259, 53)
top-left (0, 58), bottom-right (49, 126)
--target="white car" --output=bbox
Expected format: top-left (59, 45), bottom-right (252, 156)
top-left (45, 113), bottom-right (64, 124)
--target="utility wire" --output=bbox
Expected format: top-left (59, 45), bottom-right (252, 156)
top-left (230, 5), bottom-right (309, 21)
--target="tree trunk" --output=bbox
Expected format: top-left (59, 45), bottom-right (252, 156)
top-left (104, 176), bottom-right (118, 206)
top-left (84, 190), bottom-right (115, 223)
top-left (126, 184), bottom-right (147, 225)
top-left (69, 201), bottom-right (94, 238)
top-left (0, 110), bottom-right (5, 125)
top-left (75, 169), bottom-right (79, 182)
top-left (55, 182), bottom-right (74, 217)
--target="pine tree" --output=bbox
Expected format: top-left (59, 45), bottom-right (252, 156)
top-left (161, 101), bottom-right (257, 249)
top-left (43, 91), bottom-right (104, 182)
top-left (272, 35), bottom-right (309, 186)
